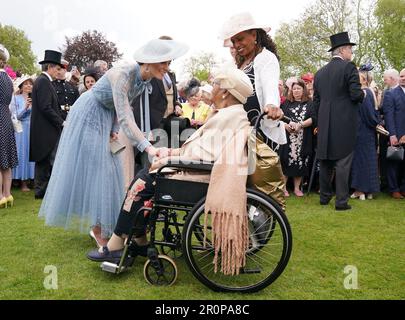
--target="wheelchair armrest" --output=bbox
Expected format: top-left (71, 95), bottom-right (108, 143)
top-left (157, 160), bottom-right (214, 174)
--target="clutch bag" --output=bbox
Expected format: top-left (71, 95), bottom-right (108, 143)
top-left (386, 145), bottom-right (404, 161)
top-left (110, 140), bottom-right (126, 154)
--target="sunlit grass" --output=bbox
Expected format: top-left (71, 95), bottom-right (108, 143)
top-left (0, 189), bottom-right (403, 300)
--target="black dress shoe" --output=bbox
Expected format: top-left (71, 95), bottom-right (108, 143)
top-left (335, 204), bottom-right (351, 211)
top-left (320, 198), bottom-right (331, 205)
top-left (34, 195), bottom-right (44, 200)
top-left (87, 246), bottom-right (123, 262)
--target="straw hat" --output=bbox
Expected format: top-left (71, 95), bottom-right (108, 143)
top-left (133, 39), bottom-right (189, 64)
top-left (219, 12), bottom-right (271, 47)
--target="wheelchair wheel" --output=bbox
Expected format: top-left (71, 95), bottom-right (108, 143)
top-left (143, 255), bottom-right (178, 286)
top-left (182, 189), bottom-right (292, 293)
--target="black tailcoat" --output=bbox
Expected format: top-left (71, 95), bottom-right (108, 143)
top-left (30, 73), bottom-right (64, 162)
top-left (312, 57), bottom-right (364, 160)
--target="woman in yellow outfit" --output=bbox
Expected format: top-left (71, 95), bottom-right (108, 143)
top-left (180, 78), bottom-right (211, 128)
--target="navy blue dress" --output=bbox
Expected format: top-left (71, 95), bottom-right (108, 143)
top-left (0, 70), bottom-right (18, 170)
top-left (351, 88), bottom-right (380, 193)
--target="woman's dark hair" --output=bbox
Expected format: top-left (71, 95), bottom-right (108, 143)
top-left (287, 79), bottom-right (310, 103)
top-left (18, 78), bottom-right (34, 94)
top-left (235, 29), bottom-right (280, 69)
top-left (83, 66), bottom-right (99, 89)
top-left (184, 78), bottom-right (201, 98)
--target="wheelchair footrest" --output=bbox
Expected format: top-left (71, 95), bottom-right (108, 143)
top-left (101, 262), bottom-right (124, 274)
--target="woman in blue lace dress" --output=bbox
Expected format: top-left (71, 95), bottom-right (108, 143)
top-left (10, 76), bottom-right (35, 191)
top-left (39, 39), bottom-right (188, 246)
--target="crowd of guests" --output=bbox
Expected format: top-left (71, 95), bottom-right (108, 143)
top-left (0, 12), bottom-right (404, 261)
top-left (276, 66), bottom-right (405, 202)
top-left (0, 50), bottom-right (108, 201)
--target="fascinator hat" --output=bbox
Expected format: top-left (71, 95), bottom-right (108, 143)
top-left (133, 39), bottom-right (189, 64)
top-left (219, 12), bottom-right (271, 47)
top-left (359, 62), bottom-right (374, 72)
top-left (0, 44), bottom-right (10, 62)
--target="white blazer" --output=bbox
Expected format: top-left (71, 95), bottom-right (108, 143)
top-left (253, 48), bottom-right (287, 145)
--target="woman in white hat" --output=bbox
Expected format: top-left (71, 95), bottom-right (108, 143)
top-left (10, 75), bottom-right (35, 192)
top-left (39, 39), bottom-right (189, 247)
top-left (0, 44), bottom-right (18, 209)
top-left (88, 67), bottom-right (253, 275)
top-left (219, 12), bottom-right (286, 146)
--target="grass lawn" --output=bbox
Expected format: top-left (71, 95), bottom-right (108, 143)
top-left (0, 189), bottom-right (403, 300)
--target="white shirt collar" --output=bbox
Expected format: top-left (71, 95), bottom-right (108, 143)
top-left (401, 86), bottom-right (405, 94)
top-left (332, 55), bottom-right (344, 60)
top-left (42, 72), bottom-right (53, 82)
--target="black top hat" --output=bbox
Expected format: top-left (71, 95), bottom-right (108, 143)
top-left (39, 50), bottom-right (63, 66)
top-left (328, 32), bottom-right (356, 52)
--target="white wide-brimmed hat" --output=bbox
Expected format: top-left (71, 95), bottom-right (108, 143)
top-left (0, 44), bottom-right (10, 62)
top-left (214, 66), bottom-right (253, 104)
top-left (133, 39), bottom-right (189, 64)
top-left (219, 12), bottom-right (271, 47)
top-left (13, 75), bottom-right (34, 92)
top-left (15, 75), bottom-right (34, 88)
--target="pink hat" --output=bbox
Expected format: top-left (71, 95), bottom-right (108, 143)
top-left (219, 12), bottom-right (271, 47)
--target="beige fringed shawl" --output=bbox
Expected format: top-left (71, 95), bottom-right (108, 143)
top-left (204, 125), bottom-right (250, 276)
top-left (183, 105), bottom-right (251, 276)
top-left (152, 104), bottom-right (251, 275)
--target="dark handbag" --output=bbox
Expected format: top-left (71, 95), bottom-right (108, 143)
top-left (386, 145), bottom-right (404, 161)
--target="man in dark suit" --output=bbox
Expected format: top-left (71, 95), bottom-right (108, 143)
top-left (382, 68), bottom-right (405, 199)
top-left (312, 32), bottom-right (365, 211)
top-left (30, 50), bottom-right (65, 199)
top-left (131, 69), bottom-right (184, 171)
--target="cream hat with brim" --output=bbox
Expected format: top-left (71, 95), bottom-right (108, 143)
top-left (133, 39), bottom-right (189, 64)
top-left (14, 75), bottom-right (34, 92)
top-left (215, 67), bottom-right (253, 104)
top-left (219, 12), bottom-right (271, 47)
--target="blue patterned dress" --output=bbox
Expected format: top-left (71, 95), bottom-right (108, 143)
top-left (0, 70), bottom-right (18, 170)
top-left (9, 94), bottom-right (35, 179)
top-left (39, 63), bottom-right (153, 237)
top-left (351, 88), bottom-right (380, 193)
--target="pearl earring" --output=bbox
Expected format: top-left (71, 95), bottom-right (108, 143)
top-left (222, 95), bottom-right (226, 99)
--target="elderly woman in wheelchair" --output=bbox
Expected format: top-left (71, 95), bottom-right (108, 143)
top-left (87, 67), bottom-right (292, 293)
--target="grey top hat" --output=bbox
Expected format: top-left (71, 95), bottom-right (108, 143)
top-left (133, 39), bottom-right (189, 64)
top-left (328, 32), bottom-right (356, 52)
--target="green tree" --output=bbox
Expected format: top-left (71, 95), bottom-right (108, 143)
top-left (375, 0), bottom-right (405, 70)
top-left (275, 0), bottom-right (386, 79)
top-left (0, 24), bottom-right (37, 74)
top-left (183, 52), bottom-right (220, 82)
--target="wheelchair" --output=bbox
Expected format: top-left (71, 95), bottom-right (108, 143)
top-left (100, 114), bottom-right (292, 293)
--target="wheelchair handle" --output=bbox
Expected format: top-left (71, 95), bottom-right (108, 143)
top-left (254, 112), bottom-right (291, 130)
